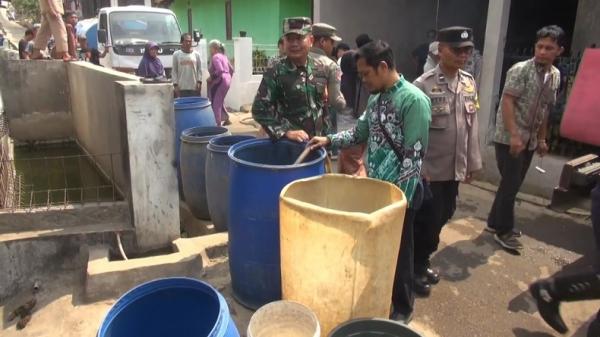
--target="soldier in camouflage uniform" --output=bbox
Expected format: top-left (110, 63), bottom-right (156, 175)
top-left (252, 17), bottom-right (333, 142)
top-left (310, 23), bottom-right (346, 135)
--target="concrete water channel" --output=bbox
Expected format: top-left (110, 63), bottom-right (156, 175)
top-left (0, 47), bottom-right (265, 337)
top-left (0, 49), bottom-right (185, 303)
top-left (10, 141), bottom-right (122, 209)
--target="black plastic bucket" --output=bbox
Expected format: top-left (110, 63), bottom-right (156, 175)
top-left (328, 318), bottom-right (424, 337)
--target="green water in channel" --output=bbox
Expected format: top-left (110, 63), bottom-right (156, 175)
top-left (12, 142), bottom-right (121, 207)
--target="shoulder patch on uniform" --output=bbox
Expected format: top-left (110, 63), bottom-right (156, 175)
top-left (459, 69), bottom-right (474, 78)
top-left (422, 69), bottom-right (436, 79)
top-left (415, 70), bottom-right (435, 84)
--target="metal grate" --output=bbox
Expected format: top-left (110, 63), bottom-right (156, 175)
top-left (0, 146), bottom-right (123, 212)
top-left (0, 146), bottom-right (17, 209)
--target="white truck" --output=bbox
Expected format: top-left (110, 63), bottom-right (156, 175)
top-left (97, 5), bottom-right (183, 76)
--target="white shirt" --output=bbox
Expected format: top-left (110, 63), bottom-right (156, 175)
top-left (172, 50), bottom-right (203, 91)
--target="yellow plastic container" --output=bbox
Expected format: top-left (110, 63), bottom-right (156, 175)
top-left (279, 174), bottom-right (407, 337)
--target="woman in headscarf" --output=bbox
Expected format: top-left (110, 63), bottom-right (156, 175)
top-left (207, 39), bottom-right (233, 126)
top-left (136, 42), bottom-right (165, 78)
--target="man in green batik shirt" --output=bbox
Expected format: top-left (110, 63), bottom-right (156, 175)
top-left (309, 40), bottom-right (431, 323)
top-left (252, 17), bottom-right (333, 141)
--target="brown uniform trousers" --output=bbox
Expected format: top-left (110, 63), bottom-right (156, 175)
top-left (33, 0), bottom-right (68, 54)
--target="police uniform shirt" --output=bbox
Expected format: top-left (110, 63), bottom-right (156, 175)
top-left (413, 65), bottom-right (482, 182)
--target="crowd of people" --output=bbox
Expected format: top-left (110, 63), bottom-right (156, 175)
top-left (10, 3), bottom-right (598, 332)
top-left (18, 6), bottom-right (104, 63)
top-left (136, 35), bottom-right (233, 126)
top-left (15, 0), bottom-right (234, 126)
top-left (251, 17), bottom-right (599, 336)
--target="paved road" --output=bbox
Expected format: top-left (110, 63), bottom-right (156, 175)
top-left (3, 183), bottom-right (596, 337)
top-left (334, 110), bottom-right (599, 337)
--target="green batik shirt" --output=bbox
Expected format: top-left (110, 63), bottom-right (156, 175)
top-left (329, 77), bottom-right (431, 206)
top-left (252, 55), bottom-right (330, 139)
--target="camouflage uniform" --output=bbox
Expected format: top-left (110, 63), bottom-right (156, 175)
top-left (252, 55), bottom-right (332, 139)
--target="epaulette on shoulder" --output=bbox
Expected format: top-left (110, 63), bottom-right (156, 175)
top-left (459, 69), bottom-right (474, 78)
top-left (418, 69), bottom-right (436, 81)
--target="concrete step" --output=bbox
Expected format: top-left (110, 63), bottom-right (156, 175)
top-left (85, 233), bottom-right (228, 302)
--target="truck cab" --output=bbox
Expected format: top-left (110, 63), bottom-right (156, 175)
top-left (97, 6), bottom-right (182, 76)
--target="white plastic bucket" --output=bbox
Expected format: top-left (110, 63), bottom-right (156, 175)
top-left (247, 300), bottom-right (320, 337)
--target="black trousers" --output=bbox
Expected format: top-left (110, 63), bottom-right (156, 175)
top-left (391, 208), bottom-right (415, 316)
top-left (340, 74), bottom-right (356, 111)
top-left (487, 143), bottom-right (534, 235)
top-left (414, 180), bottom-right (460, 273)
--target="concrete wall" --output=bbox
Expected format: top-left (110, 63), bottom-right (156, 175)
top-left (0, 53), bottom-right (73, 141)
top-left (118, 81), bottom-right (180, 251)
top-left (171, 0), bottom-right (310, 45)
top-left (226, 37), bottom-right (262, 110)
top-left (316, 0), bottom-right (489, 80)
top-left (572, 0), bottom-right (600, 54)
top-left (0, 56), bottom-right (180, 251)
top-left (68, 62), bottom-right (139, 195)
top-left (0, 236), bottom-right (88, 301)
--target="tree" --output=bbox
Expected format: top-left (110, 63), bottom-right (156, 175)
top-left (11, 0), bottom-right (40, 24)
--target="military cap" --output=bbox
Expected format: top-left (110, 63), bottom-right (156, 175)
top-left (437, 26), bottom-right (474, 48)
top-left (283, 17), bottom-right (312, 36)
top-left (312, 23), bottom-right (342, 41)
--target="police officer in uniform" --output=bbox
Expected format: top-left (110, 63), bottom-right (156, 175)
top-left (252, 17), bottom-right (333, 142)
top-left (412, 27), bottom-right (483, 296)
top-left (310, 23), bottom-right (346, 134)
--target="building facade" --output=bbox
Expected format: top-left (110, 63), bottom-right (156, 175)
top-left (170, 0), bottom-right (311, 46)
